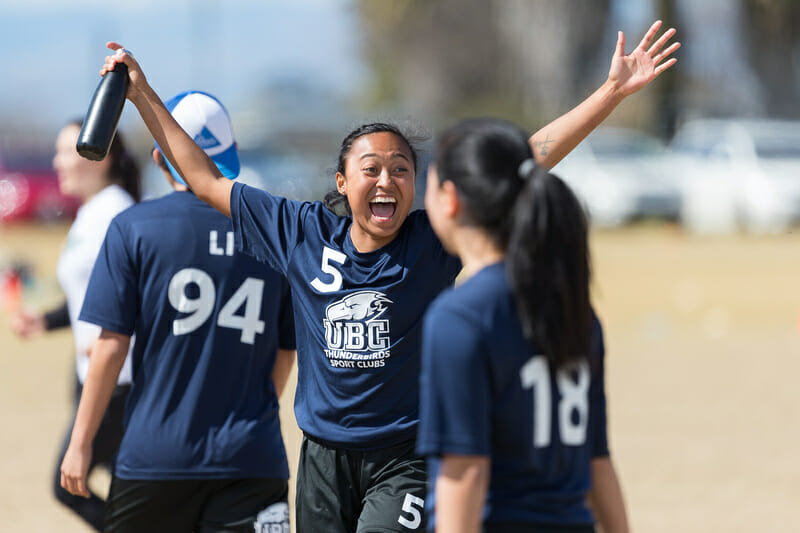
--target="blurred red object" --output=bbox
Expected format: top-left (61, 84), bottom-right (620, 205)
top-left (0, 168), bottom-right (80, 223)
top-left (0, 269), bottom-right (22, 313)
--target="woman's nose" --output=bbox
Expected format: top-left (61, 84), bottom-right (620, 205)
top-left (377, 169), bottom-right (392, 187)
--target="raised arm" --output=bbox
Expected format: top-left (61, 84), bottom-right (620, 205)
top-left (102, 43), bottom-right (233, 216)
top-left (530, 20), bottom-right (680, 168)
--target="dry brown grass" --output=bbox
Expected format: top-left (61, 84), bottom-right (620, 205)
top-left (1, 222), bottom-right (798, 532)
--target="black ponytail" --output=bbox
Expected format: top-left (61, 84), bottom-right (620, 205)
top-left (323, 188), bottom-right (351, 216)
top-left (107, 131), bottom-right (141, 202)
top-left (436, 118), bottom-right (592, 370)
top-left (507, 166), bottom-right (592, 370)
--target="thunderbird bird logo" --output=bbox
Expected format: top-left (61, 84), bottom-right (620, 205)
top-left (325, 291), bottom-right (392, 323)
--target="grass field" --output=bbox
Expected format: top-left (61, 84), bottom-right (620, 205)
top-left (1, 222), bottom-right (798, 532)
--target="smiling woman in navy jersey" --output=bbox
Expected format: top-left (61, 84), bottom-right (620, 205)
top-left (97, 22), bottom-right (675, 531)
top-left (418, 118), bottom-right (628, 533)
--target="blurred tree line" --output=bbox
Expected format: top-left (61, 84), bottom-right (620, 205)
top-left (743, 0), bottom-right (800, 116)
top-left (355, 0), bottom-right (800, 139)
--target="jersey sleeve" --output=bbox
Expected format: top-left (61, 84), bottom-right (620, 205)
top-left (277, 278), bottom-right (296, 351)
top-left (43, 300), bottom-right (70, 330)
top-left (78, 217), bottom-right (138, 336)
top-left (417, 301), bottom-right (491, 457)
top-left (589, 318), bottom-right (610, 458)
top-left (230, 181), bottom-right (308, 275)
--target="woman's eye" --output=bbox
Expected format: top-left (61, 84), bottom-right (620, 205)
top-left (363, 166), bottom-right (378, 174)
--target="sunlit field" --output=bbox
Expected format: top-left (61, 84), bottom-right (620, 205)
top-left (2, 222), bottom-right (798, 532)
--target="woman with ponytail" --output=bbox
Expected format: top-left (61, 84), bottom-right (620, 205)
top-left (418, 118), bottom-right (628, 533)
top-left (10, 119), bottom-right (140, 531)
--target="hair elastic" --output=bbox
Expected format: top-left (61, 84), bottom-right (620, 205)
top-left (518, 158), bottom-right (535, 180)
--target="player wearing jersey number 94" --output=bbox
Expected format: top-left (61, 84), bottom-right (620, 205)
top-left (59, 89), bottom-right (296, 533)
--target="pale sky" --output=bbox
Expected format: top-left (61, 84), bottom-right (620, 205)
top-left (0, 0), bottom-right (365, 137)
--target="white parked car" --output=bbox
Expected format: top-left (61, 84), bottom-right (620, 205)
top-left (669, 118), bottom-right (800, 234)
top-left (552, 127), bottom-right (681, 227)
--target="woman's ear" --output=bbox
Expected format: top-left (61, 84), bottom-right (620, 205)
top-left (440, 180), bottom-right (461, 219)
top-left (152, 148), bottom-right (168, 170)
top-left (335, 172), bottom-right (347, 195)
top-left (153, 148), bottom-right (181, 190)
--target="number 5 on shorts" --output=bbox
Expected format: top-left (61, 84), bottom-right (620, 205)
top-left (397, 493), bottom-right (424, 529)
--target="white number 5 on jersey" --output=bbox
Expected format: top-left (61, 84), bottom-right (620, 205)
top-left (168, 268), bottom-right (266, 344)
top-left (310, 246), bottom-right (347, 293)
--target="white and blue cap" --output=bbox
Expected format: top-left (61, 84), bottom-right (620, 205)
top-left (156, 90), bottom-right (240, 185)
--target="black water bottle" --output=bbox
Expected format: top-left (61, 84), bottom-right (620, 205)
top-left (76, 62), bottom-right (129, 161)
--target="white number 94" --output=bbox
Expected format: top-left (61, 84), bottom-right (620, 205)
top-left (168, 268), bottom-right (266, 344)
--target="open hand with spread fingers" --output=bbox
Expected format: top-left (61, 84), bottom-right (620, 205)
top-left (607, 20), bottom-right (680, 97)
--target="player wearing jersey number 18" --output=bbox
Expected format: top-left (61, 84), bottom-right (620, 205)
top-left (94, 21), bottom-right (676, 531)
top-left (417, 118), bottom-right (628, 533)
top-left (59, 91), bottom-right (296, 533)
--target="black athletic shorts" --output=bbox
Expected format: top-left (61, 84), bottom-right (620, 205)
top-left (103, 476), bottom-right (288, 533)
top-left (296, 435), bottom-right (426, 533)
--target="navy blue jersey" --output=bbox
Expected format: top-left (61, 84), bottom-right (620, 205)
top-left (417, 263), bottom-right (608, 527)
top-left (79, 191), bottom-right (295, 480)
top-left (230, 182), bottom-right (461, 449)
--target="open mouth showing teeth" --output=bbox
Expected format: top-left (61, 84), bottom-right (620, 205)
top-left (369, 198), bottom-right (397, 219)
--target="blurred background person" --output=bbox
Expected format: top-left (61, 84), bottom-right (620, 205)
top-left (9, 120), bottom-right (140, 531)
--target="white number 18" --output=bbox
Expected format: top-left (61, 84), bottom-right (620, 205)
top-left (520, 355), bottom-right (590, 448)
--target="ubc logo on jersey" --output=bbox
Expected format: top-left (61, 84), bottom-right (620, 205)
top-left (323, 290), bottom-right (392, 369)
top-left (326, 290), bottom-right (391, 322)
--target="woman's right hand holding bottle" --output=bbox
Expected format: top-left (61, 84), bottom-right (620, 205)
top-left (101, 42), bottom-right (148, 104)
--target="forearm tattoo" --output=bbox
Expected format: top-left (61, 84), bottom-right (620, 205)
top-left (532, 133), bottom-right (555, 157)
